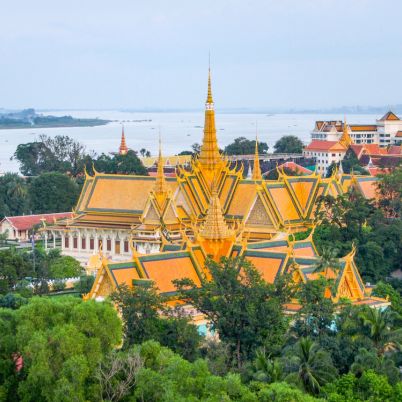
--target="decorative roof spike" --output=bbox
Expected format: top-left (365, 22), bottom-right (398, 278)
top-left (119, 125), bottom-right (128, 155)
top-left (154, 133), bottom-right (167, 196)
top-left (339, 117), bottom-right (353, 147)
top-left (198, 67), bottom-right (222, 171)
top-left (199, 177), bottom-right (233, 240)
top-left (206, 67), bottom-right (213, 105)
top-left (252, 133), bottom-right (262, 181)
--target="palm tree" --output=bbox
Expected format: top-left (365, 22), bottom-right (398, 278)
top-left (313, 246), bottom-right (340, 279)
top-left (252, 349), bottom-right (282, 383)
top-left (359, 307), bottom-right (402, 355)
top-left (283, 337), bottom-right (337, 395)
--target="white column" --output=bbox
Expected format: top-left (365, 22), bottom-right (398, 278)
top-left (78, 230), bottom-right (82, 255)
top-left (111, 231), bottom-right (116, 257)
top-left (44, 233), bottom-right (48, 250)
top-left (94, 232), bottom-right (99, 253)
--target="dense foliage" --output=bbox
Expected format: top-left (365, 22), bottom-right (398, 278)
top-left (224, 137), bottom-right (269, 155)
top-left (0, 246), bottom-right (87, 296)
top-left (1, 255), bottom-right (401, 401)
top-left (313, 173), bottom-right (402, 282)
top-left (273, 135), bottom-right (304, 154)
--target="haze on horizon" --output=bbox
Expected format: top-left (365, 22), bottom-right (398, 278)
top-left (1, 0), bottom-right (401, 111)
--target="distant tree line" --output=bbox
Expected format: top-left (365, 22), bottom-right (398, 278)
top-left (178, 135), bottom-right (304, 156)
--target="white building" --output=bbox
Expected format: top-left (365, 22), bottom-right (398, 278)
top-left (311, 111), bottom-right (402, 146)
top-left (303, 140), bottom-right (347, 176)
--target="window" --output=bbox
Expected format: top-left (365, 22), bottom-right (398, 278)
top-left (73, 237), bottom-right (78, 249)
top-left (332, 154), bottom-right (335, 157)
top-left (81, 237), bottom-right (86, 250)
top-left (64, 236), bottom-right (69, 248)
top-left (124, 240), bottom-right (129, 253)
top-left (90, 238), bottom-right (94, 250)
top-left (115, 240), bottom-right (120, 254)
top-left (107, 239), bottom-right (111, 251)
top-left (98, 239), bottom-right (102, 250)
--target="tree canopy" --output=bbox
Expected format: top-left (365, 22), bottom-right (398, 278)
top-left (224, 137), bottom-right (268, 155)
top-left (273, 135), bottom-right (304, 154)
top-left (28, 172), bottom-right (80, 214)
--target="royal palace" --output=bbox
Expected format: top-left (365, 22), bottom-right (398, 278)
top-left (45, 71), bottom-right (387, 323)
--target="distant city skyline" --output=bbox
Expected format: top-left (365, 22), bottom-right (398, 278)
top-left (1, 0), bottom-right (401, 110)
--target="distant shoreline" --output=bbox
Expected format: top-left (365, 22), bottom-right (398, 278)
top-left (0, 119), bottom-right (111, 130)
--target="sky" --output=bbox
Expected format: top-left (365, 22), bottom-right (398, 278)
top-left (1, 0), bottom-right (401, 110)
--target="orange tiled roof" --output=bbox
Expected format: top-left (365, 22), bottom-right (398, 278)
top-left (379, 111), bottom-right (400, 121)
top-left (396, 131), bottom-right (402, 138)
top-left (304, 140), bottom-right (346, 152)
top-left (85, 175), bottom-right (178, 215)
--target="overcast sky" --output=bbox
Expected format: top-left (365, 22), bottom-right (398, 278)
top-left (1, 0), bottom-right (401, 110)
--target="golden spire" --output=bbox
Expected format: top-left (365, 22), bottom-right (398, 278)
top-left (154, 134), bottom-right (167, 196)
top-left (198, 68), bottom-right (222, 172)
top-left (199, 178), bottom-right (232, 240)
top-left (339, 117), bottom-right (353, 147)
top-left (119, 125), bottom-right (128, 155)
top-left (252, 132), bottom-right (262, 181)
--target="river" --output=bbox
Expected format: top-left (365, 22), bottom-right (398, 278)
top-left (0, 110), bottom-right (379, 173)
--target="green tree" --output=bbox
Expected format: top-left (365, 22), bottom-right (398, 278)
top-left (358, 307), bottom-right (402, 355)
top-left (49, 255), bottom-right (82, 279)
top-left (111, 283), bottom-right (201, 360)
top-left (283, 337), bottom-right (337, 395)
top-left (256, 382), bottom-right (320, 402)
top-left (312, 246), bottom-right (341, 279)
top-left (28, 172), bottom-right (80, 213)
top-left (376, 165), bottom-right (402, 218)
top-left (224, 137), bottom-right (268, 155)
top-left (93, 150), bottom-right (148, 175)
top-left (251, 349), bottom-right (283, 384)
top-left (174, 257), bottom-right (288, 369)
top-left (13, 135), bottom-right (90, 177)
top-left (350, 348), bottom-right (400, 385)
top-left (14, 297), bottom-right (121, 402)
top-left (373, 281), bottom-right (402, 314)
top-left (291, 278), bottom-right (335, 339)
top-left (273, 135), bottom-right (304, 154)
top-left (0, 173), bottom-right (29, 218)
top-left (0, 248), bottom-right (32, 294)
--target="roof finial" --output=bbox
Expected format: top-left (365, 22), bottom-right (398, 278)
top-left (339, 116), bottom-right (353, 147)
top-left (119, 125), bottom-right (128, 155)
top-left (198, 63), bottom-right (222, 174)
top-left (252, 123), bottom-right (262, 181)
top-left (155, 130), bottom-right (167, 196)
top-left (207, 58), bottom-right (213, 105)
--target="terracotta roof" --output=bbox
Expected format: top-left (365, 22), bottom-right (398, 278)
top-left (379, 111), bottom-right (400, 121)
top-left (264, 162), bottom-right (312, 176)
top-left (2, 212), bottom-right (73, 231)
top-left (304, 140), bottom-right (346, 152)
top-left (388, 145), bottom-right (402, 155)
top-left (367, 167), bottom-right (390, 176)
top-left (396, 131), bottom-right (402, 138)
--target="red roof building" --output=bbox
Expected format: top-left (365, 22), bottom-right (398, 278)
top-left (0, 212), bottom-right (72, 241)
